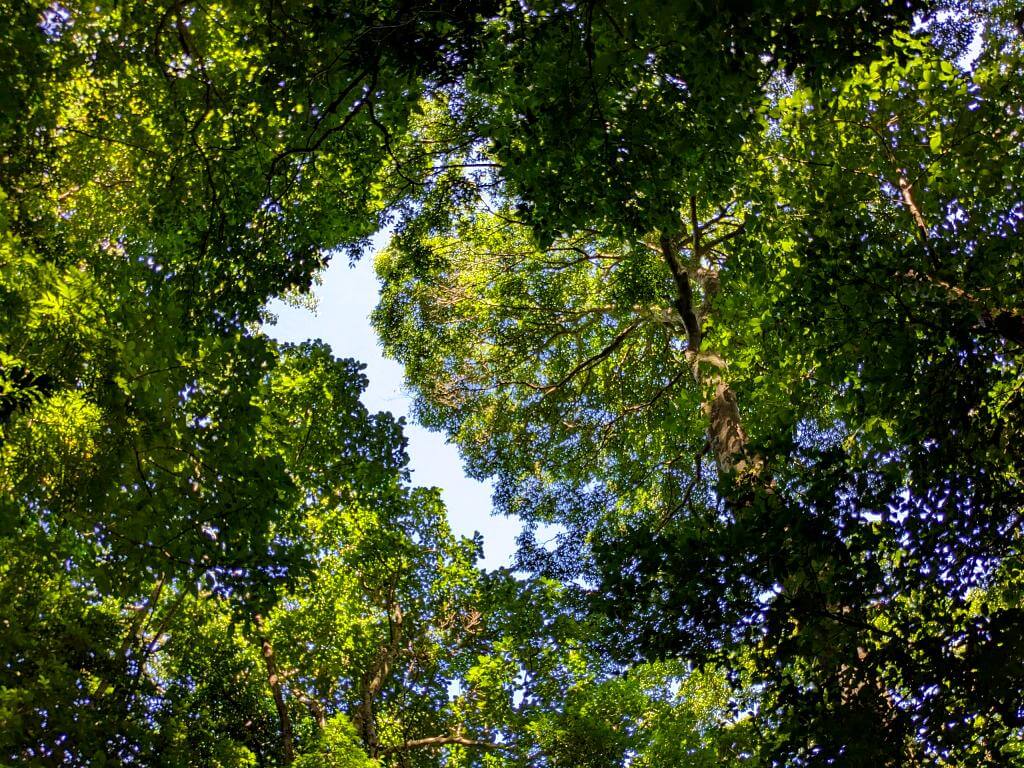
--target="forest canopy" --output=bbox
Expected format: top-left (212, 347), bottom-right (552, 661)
top-left (2, 1), bottom-right (1022, 766)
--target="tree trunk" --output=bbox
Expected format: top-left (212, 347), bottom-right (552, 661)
top-left (354, 598), bottom-right (403, 758)
top-left (255, 614), bottom-right (295, 765)
top-left (659, 197), bottom-right (907, 765)
top-left (660, 201), bottom-right (754, 477)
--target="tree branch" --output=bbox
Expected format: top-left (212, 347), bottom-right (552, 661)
top-left (379, 735), bottom-right (505, 754)
top-left (543, 320), bottom-right (641, 394)
top-left (659, 234), bottom-right (701, 351)
top-left (902, 270), bottom-right (1024, 345)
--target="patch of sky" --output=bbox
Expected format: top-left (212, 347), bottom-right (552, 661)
top-left (264, 232), bottom-right (524, 569)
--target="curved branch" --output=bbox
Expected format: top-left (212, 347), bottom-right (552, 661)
top-left (543, 320), bottom-right (641, 395)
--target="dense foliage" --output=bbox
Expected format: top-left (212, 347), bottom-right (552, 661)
top-left (3, 1), bottom-right (1022, 766)
top-left (374, 2), bottom-right (1024, 766)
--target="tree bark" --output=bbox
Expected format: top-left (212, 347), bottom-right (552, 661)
top-left (354, 598), bottom-right (403, 758)
top-left (659, 200), bottom-right (753, 477)
top-left (897, 175), bottom-right (929, 245)
top-left (660, 198), bottom-right (907, 765)
top-left (255, 614), bottom-right (295, 765)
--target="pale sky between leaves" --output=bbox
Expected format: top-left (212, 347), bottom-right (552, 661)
top-left (267, 236), bottom-right (525, 569)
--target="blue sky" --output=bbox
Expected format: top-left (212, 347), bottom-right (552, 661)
top-left (266, 239), bottom-right (524, 569)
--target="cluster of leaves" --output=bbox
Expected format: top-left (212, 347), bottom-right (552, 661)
top-left (8, 1), bottom-right (1021, 766)
top-left (465, 0), bottom-right (926, 241)
top-left (1, 0), bottom-right (475, 762)
top-left (374, 1), bottom-right (1024, 765)
top-left (1, 2), bottom-right (756, 766)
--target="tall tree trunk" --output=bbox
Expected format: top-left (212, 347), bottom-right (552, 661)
top-left (354, 598), bottom-right (403, 758)
top-left (255, 614), bottom-right (295, 765)
top-left (659, 198), bottom-right (754, 477)
top-left (659, 197), bottom-right (908, 767)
